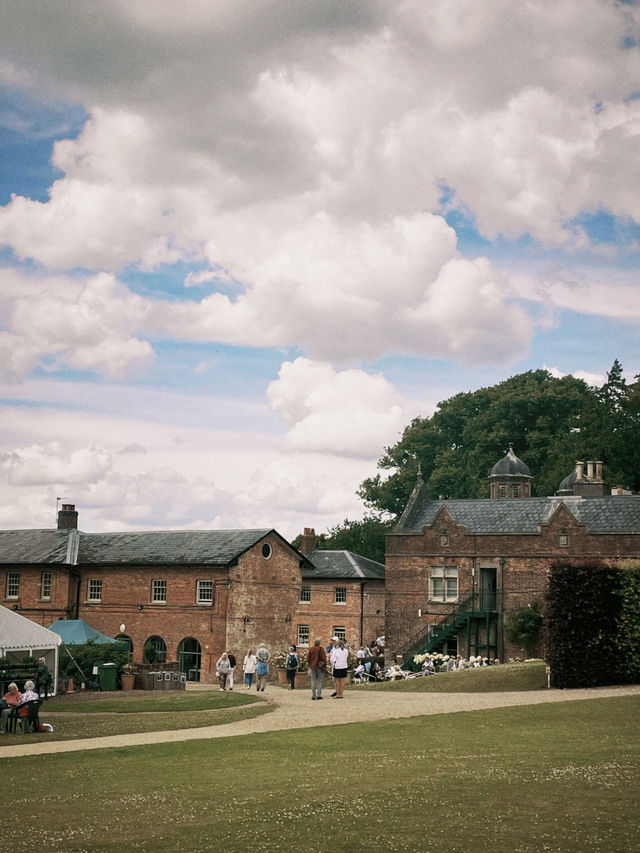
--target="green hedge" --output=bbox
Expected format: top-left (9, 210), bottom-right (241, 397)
top-left (546, 560), bottom-right (640, 688)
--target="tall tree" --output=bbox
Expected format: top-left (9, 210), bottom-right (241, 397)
top-left (357, 368), bottom-right (623, 516)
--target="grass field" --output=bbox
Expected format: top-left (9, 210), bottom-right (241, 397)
top-left (2, 692), bottom-right (638, 852)
top-left (369, 660), bottom-right (548, 692)
top-left (1, 690), bottom-right (267, 742)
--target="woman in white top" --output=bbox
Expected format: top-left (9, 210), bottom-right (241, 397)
top-left (329, 641), bottom-right (349, 699)
top-left (243, 649), bottom-right (258, 689)
top-left (216, 652), bottom-right (231, 691)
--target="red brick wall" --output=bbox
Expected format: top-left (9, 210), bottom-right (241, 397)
top-left (2, 565), bottom-right (78, 626)
top-left (294, 578), bottom-right (385, 650)
top-left (386, 509), bottom-right (640, 662)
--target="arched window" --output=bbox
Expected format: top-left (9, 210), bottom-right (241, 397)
top-left (115, 634), bottom-right (133, 654)
top-left (177, 637), bottom-right (202, 682)
top-left (144, 636), bottom-right (167, 664)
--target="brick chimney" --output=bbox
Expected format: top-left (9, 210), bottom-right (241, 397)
top-left (57, 504), bottom-right (78, 530)
top-left (299, 527), bottom-right (317, 554)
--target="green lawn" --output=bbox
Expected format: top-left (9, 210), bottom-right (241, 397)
top-left (365, 659), bottom-right (548, 692)
top-left (2, 693), bottom-right (638, 852)
top-left (1, 690), bottom-right (268, 742)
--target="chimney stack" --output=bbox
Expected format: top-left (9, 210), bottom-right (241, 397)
top-left (299, 527), bottom-right (317, 554)
top-left (57, 504), bottom-right (78, 530)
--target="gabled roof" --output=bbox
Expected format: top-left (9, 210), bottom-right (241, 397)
top-left (0, 605), bottom-right (62, 652)
top-left (0, 527), bottom-right (301, 567)
top-left (77, 529), bottom-right (276, 565)
top-left (394, 490), bottom-right (640, 535)
top-left (303, 549), bottom-right (385, 580)
top-left (0, 529), bottom-right (78, 565)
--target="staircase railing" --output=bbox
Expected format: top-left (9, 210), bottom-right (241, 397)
top-left (395, 590), bottom-right (500, 665)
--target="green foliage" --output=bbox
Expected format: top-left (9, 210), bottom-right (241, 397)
top-left (293, 513), bottom-right (392, 563)
top-left (58, 641), bottom-right (131, 684)
top-left (358, 363), bottom-right (639, 516)
top-left (546, 561), bottom-right (626, 689)
top-left (618, 560), bottom-right (640, 683)
top-left (504, 601), bottom-right (543, 657)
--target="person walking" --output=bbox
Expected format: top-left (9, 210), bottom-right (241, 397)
top-left (307, 638), bottom-right (327, 700)
top-left (330, 640), bottom-right (349, 699)
top-left (285, 645), bottom-right (298, 690)
top-left (255, 642), bottom-right (270, 692)
top-left (216, 652), bottom-right (231, 691)
top-left (227, 651), bottom-right (236, 690)
top-left (243, 649), bottom-right (257, 689)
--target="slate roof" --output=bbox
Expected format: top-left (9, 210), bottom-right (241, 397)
top-left (0, 528), bottom-right (278, 566)
top-left (303, 549), bottom-right (385, 579)
top-left (0, 529), bottom-right (79, 565)
top-left (394, 489), bottom-right (640, 535)
top-left (77, 529), bottom-right (275, 565)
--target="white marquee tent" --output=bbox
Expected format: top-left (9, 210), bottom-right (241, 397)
top-left (0, 605), bottom-right (61, 694)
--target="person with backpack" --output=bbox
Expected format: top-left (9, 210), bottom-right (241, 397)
top-left (285, 645), bottom-right (298, 690)
top-left (255, 642), bottom-right (270, 692)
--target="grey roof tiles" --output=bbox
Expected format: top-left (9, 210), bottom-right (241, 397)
top-left (395, 489), bottom-right (640, 535)
top-left (303, 549), bottom-right (385, 579)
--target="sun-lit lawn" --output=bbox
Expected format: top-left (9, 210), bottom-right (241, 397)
top-left (1, 689), bottom-right (268, 743)
top-left (2, 693), bottom-right (638, 852)
top-left (363, 660), bottom-right (548, 693)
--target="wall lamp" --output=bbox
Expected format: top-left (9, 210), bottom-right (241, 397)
top-left (137, 604), bottom-right (144, 611)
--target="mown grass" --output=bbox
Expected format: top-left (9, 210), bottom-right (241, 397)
top-left (364, 660), bottom-right (548, 693)
top-left (1, 690), bottom-right (268, 743)
top-left (2, 694), bottom-right (638, 852)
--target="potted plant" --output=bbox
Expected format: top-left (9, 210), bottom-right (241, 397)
top-left (273, 651), bottom-right (288, 684)
top-left (120, 662), bottom-right (137, 690)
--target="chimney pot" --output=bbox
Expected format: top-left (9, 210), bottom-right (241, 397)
top-left (57, 504), bottom-right (78, 530)
top-left (587, 461), bottom-right (595, 479)
top-left (595, 461), bottom-right (603, 481)
top-left (576, 461), bottom-right (584, 480)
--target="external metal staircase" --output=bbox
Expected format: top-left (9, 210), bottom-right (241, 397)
top-left (398, 591), bottom-right (501, 670)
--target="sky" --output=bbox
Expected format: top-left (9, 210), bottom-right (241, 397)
top-left (1, 0), bottom-right (639, 539)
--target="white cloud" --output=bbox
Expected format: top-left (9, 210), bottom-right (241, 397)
top-left (267, 357), bottom-right (405, 457)
top-left (0, 269), bottom-right (154, 381)
top-left (543, 364), bottom-right (606, 388)
top-left (0, 441), bottom-right (112, 486)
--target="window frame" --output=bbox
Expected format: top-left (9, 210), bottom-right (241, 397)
top-left (334, 586), bottom-right (347, 605)
top-left (299, 585), bottom-right (311, 603)
top-left (40, 571), bottom-right (52, 601)
top-left (332, 626), bottom-right (346, 643)
top-left (297, 625), bottom-right (310, 646)
top-left (6, 571), bottom-right (20, 599)
top-left (430, 566), bottom-right (458, 602)
top-left (196, 579), bottom-right (214, 605)
top-left (87, 578), bottom-right (102, 602)
top-left (151, 578), bottom-right (167, 604)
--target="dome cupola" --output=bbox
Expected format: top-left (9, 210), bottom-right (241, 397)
top-left (489, 445), bottom-right (532, 499)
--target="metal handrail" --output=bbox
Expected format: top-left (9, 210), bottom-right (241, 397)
top-left (395, 590), bottom-right (500, 662)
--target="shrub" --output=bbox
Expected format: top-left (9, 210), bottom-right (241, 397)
top-left (505, 601), bottom-right (543, 657)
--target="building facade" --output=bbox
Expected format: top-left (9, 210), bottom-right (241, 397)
top-left (1, 510), bottom-right (385, 683)
top-left (385, 451), bottom-right (640, 664)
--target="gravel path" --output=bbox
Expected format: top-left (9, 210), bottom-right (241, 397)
top-left (1, 682), bottom-right (638, 759)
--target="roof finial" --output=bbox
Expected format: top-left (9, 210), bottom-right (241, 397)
top-left (416, 461), bottom-right (423, 484)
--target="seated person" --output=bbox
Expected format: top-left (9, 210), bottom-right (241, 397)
top-left (16, 680), bottom-right (39, 728)
top-left (354, 662), bottom-right (366, 680)
top-left (0, 682), bottom-right (22, 733)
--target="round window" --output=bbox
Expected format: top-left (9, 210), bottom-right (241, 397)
top-left (261, 543), bottom-right (272, 559)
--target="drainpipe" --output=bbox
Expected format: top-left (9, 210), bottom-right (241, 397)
top-left (360, 582), bottom-right (365, 646)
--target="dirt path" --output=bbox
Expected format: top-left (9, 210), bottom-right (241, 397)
top-left (1, 683), bottom-right (638, 759)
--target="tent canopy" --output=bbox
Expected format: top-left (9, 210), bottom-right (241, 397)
top-left (48, 619), bottom-right (117, 645)
top-left (0, 605), bottom-right (61, 694)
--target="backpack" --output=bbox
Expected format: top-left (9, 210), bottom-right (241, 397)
top-left (286, 653), bottom-right (298, 669)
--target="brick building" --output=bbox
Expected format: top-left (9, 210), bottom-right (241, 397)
top-left (386, 449), bottom-right (640, 664)
top-left (0, 509), bottom-right (384, 683)
top-left (298, 528), bottom-right (385, 650)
